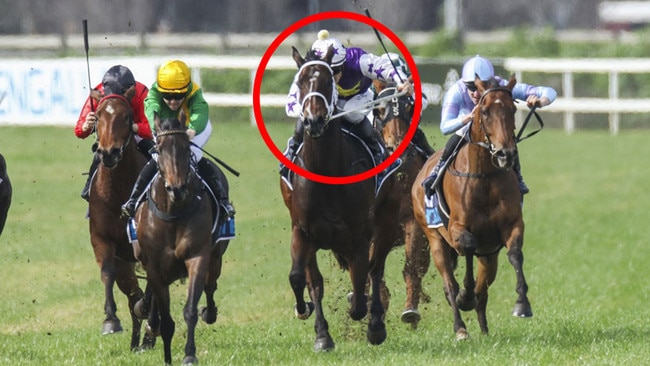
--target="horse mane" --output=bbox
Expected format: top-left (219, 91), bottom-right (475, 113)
top-left (158, 115), bottom-right (185, 132)
top-left (102, 80), bottom-right (125, 96)
top-left (304, 48), bottom-right (323, 62)
top-left (483, 77), bottom-right (501, 90)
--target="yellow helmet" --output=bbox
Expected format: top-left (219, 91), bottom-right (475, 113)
top-left (157, 60), bottom-right (191, 94)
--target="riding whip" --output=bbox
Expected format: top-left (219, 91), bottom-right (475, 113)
top-left (82, 19), bottom-right (95, 113)
top-left (363, 8), bottom-right (405, 85)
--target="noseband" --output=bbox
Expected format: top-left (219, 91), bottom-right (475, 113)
top-left (297, 60), bottom-right (337, 122)
top-left (155, 129), bottom-right (192, 188)
top-left (96, 94), bottom-right (135, 155)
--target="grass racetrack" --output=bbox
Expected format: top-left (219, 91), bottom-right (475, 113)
top-left (1, 120), bottom-right (649, 365)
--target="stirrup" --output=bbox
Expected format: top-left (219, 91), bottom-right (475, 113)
top-left (120, 201), bottom-right (136, 219)
top-left (221, 201), bottom-right (236, 218)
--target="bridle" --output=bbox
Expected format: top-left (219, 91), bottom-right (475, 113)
top-left (374, 87), bottom-right (412, 129)
top-left (297, 60), bottom-right (337, 122)
top-left (95, 94), bottom-right (135, 156)
top-left (155, 129), bottom-right (193, 191)
top-left (471, 87), bottom-right (515, 163)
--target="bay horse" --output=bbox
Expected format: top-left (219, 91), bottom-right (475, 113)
top-left (412, 75), bottom-right (532, 340)
top-left (134, 111), bottom-right (228, 365)
top-left (280, 46), bottom-right (400, 351)
top-left (0, 153), bottom-right (11, 237)
top-left (87, 85), bottom-right (150, 350)
top-left (373, 80), bottom-right (431, 329)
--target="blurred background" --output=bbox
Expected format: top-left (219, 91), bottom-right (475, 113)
top-left (1, 0), bottom-right (650, 132)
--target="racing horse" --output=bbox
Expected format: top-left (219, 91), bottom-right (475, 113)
top-left (412, 75), bottom-right (532, 340)
top-left (280, 46), bottom-right (400, 351)
top-left (133, 111), bottom-right (228, 365)
top-left (373, 79), bottom-right (431, 329)
top-left (87, 86), bottom-right (149, 350)
top-left (0, 153), bottom-right (11, 237)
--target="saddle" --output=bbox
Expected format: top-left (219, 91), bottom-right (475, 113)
top-left (279, 127), bottom-right (400, 196)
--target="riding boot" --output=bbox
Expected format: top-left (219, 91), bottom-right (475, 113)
top-left (198, 158), bottom-right (235, 218)
top-left (136, 138), bottom-right (155, 161)
top-left (411, 127), bottom-right (435, 158)
top-left (513, 158), bottom-right (529, 195)
top-left (80, 154), bottom-right (100, 202)
top-left (421, 133), bottom-right (463, 197)
top-left (120, 159), bottom-right (158, 219)
top-left (279, 119), bottom-right (304, 175)
top-left (352, 117), bottom-right (386, 166)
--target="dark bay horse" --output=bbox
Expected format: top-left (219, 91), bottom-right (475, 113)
top-left (412, 75), bottom-right (532, 340)
top-left (0, 153), bottom-right (11, 237)
top-left (87, 86), bottom-right (149, 350)
top-left (134, 112), bottom-right (227, 365)
top-left (280, 46), bottom-right (400, 351)
top-left (373, 80), bottom-right (431, 329)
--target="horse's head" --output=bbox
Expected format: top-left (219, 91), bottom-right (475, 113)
top-left (291, 46), bottom-right (337, 139)
top-left (373, 79), bottom-right (414, 152)
top-left (154, 111), bottom-right (193, 203)
top-left (94, 86), bottom-right (136, 168)
top-left (472, 75), bottom-right (518, 169)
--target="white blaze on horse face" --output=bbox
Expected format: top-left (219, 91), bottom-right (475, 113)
top-left (106, 105), bottom-right (115, 115)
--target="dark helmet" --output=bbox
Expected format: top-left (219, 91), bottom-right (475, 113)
top-left (102, 65), bottom-right (135, 93)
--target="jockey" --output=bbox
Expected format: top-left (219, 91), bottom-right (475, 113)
top-left (422, 55), bottom-right (557, 197)
top-left (281, 29), bottom-right (414, 176)
top-left (374, 52), bottom-right (435, 158)
top-left (75, 65), bottom-right (154, 202)
top-left (120, 59), bottom-right (235, 219)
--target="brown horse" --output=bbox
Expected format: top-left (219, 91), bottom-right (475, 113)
top-left (0, 153), bottom-right (11, 237)
top-left (412, 75), bottom-right (532, 340)
top-left (373, 80), bottom-right (431, 329)
top-left (87, 86), bottom-right (149, 350)
top-left (280, 46), bottom-right (400, 351)
top-left (134, 112), bottom-right (228, 365)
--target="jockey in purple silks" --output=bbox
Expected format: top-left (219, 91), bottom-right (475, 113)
top-left (281, 29), bottom-right (415, 178)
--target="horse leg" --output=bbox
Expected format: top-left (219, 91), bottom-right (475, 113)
top-left (115, 258), bottom-right (144, 351)
top-left (429, 231), bottom-right (468, 340)
top-left (142, 295), bottom-right (160, 351)
top-left (505, 228), bottom-right (532, 317)
top-left (367, 236), bottom-right (393, 345)
top-left (306, 254), bottom-right (334, 352)
top-left (149, 278), bottom-right (174, 365)
top-left (450, 229), bottom-right (478, 312)
top-left (182, 256), bottom-right (209, 365)
top-left (475, 254), bottom-right (499, 334)
top-left (96, 255), bottom-right (123, 335)
top-left (201, 251), bottom-right (223, 325)
top-left (289, 229), bottom-right (315, 321)
top-left (401, 220), bottom-right (430, 329)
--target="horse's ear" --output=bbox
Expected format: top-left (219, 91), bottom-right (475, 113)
top-left (179, 109), bottom-right (187, 127)
top-left (292, 46), bottom-right (305, 68)
top-left (123, 85), bottom-right (136, 101)
top-left (153, 111), bottom-right (162, 132)
top-left (90, 88), bottom-right (103, 103)
top-left (323, 45), bottom-right (334, 65)
top-left (506, 73), bottom-right (517, 90)
top-left (474, 74), bottom-right (486, 94)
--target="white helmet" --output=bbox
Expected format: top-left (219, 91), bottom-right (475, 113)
top-left (311, 29), bottom-right (346, 67)
top-left (461, 55), bottom-right (494, 82)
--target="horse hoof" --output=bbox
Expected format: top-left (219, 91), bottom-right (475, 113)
top-left (400, 308), bottom-right (421, 326)
top-left (314, 336), bottom-right (335, 352)
top-left (367, 325), bottom-right (387, 345)
top-left (346, 291), bottom-right (353, 304)
top-left (101, 320), bottom-right (123, 335)
top-left (182, 355), bottom-right (198, 365)
top-left (295, 302), bottom-right (314, 320)
top-left (512, 302), bottom-right (533, 318)
top-left (134, 299), bottom-right (149, 320)
top-left (201, 306), bottom-right (218, 324)
top-left (456, 329), bottom-right (470, 341)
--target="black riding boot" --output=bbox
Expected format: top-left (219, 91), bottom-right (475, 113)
top-left (279, 119), bottom-right (304, 175)
top-left (136, 139), bottom-right (155, 161)
top-left (120, 159), bottom-right (158, 218)
top-left (513, 157), bottom-right (529, 195)
top-left (198, 158), bottom-right (235, 218)
top-left (81, 154), bottom-right (100, 202)
top-left (422, 133), bottom-right (463, 197)
top-left (412, 127), bottom-right (435, 158)
top-left (351, 117), bottom-right (385, 166)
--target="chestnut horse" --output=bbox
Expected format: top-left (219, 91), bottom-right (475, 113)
top-left (280, 46), bottom-right (400, 351)
top-left (0, 153), bottom-right (11, 237)
top-left (134, 112), bottom-right (228, 365)
top-left (87, 86), bottom-right (149, 350)
top-left (412, 75), bottom-right (532, 340)
top-left (373, 80), bottom-right (431, 329)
